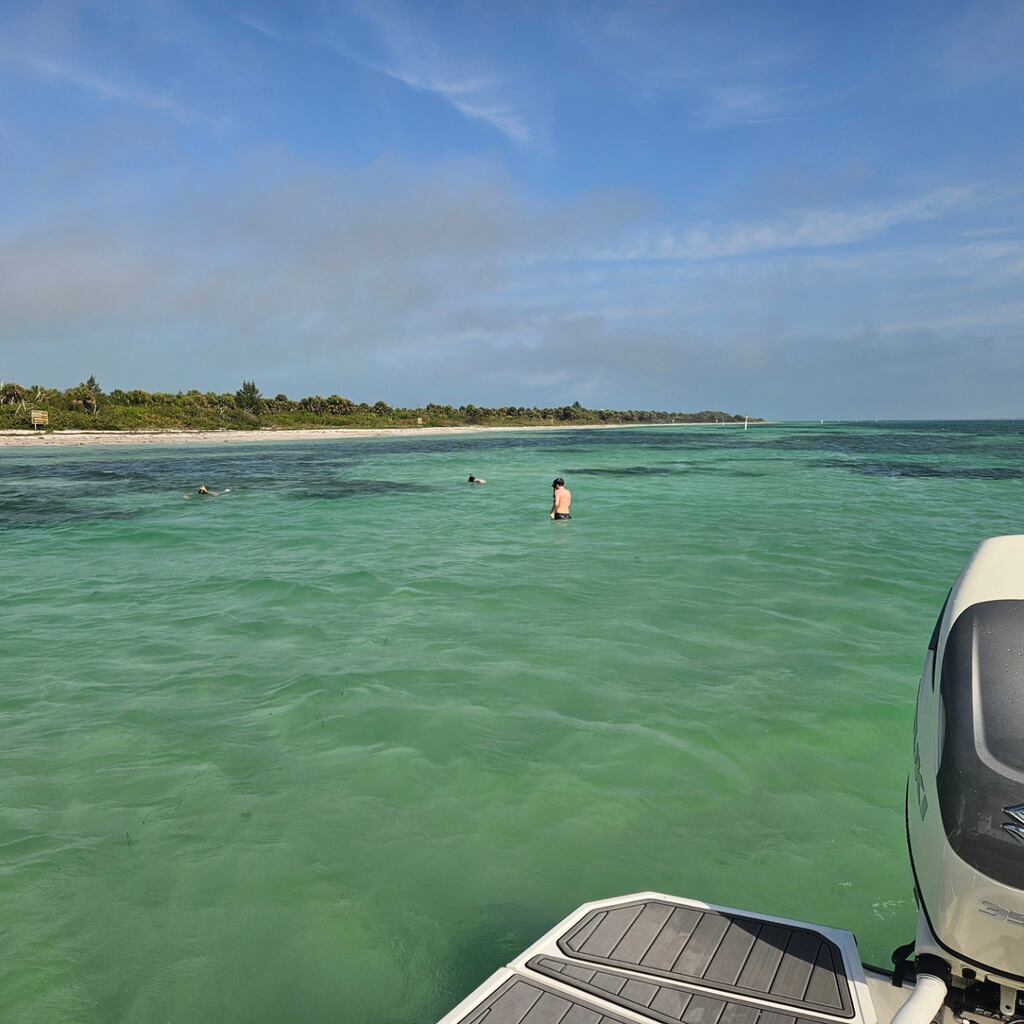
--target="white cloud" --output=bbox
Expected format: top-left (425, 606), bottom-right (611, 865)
top-left (330, 3), bottom-right (533, 144)
top-left (233, 13), bottom-right (282, 39)
top-left (18, 54), bottom-right (225, 130)
top-left (234, 3), bottom-right (534, 143)
top-left (939, 0), bottom-right (1024, 85)
top-left (355, 58), bottom-right (532, 144)
top-left (590, 186), bottom-right (977, 262)
top-left (878, 302), bottom-right (1024, 336)
top-left (702, 85), bottom-right (799, 126)
top-left (575, 2), bottom-right (810, 127)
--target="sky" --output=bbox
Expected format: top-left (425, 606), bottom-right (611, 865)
top-left (0, 0), bottom-right (1022, 418)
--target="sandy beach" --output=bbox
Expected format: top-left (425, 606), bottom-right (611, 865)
top-left (0, 421), bottom-right (753, 449)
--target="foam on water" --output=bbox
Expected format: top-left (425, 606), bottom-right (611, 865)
top-left (2, 422), bottom-right (1022, 1023)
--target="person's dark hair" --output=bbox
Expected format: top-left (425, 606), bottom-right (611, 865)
top-left (552, 478), bottom-right (564, 488)
top-left (468, 475), bottom-right (476, 482)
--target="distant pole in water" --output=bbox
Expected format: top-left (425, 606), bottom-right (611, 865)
top-left (744, 417), bottom-right (748, 431)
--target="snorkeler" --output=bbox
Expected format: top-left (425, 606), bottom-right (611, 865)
top-left (550, 478), bottom-right (572, 519)
top-left (468, 475), bottom-right (486, 485)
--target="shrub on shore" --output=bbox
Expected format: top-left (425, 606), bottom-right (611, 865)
top-left (0, 378), bottom-right (757, 432)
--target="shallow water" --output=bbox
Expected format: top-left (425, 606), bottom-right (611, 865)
top-left (2, 422), bottom-right (1021, 1023)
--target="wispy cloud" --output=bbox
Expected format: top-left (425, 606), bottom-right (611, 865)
top-left (581, 2), bottom-right (809, 127)
top-left (330, 3), bottom-right (533, 144)
top-left (702, 84), bottom-right (800, 126)
top-left (879, 301), bottom-right (1024, 336)
top-left (938, 0), bottom-right (1024, 85)
top-left (591, 186), bottom-right (977, 262)
top-left (234, 3), bottom-right (533, 143)
top-left (348, 53), bottom-right (532, 144)
top-left (17, 54), bottom-right (225, 130)
top-left (233, 13), bottom-right (282, 39)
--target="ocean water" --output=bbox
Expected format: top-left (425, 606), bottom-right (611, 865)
top-left (2, 422), bottom-right (1022, 1024)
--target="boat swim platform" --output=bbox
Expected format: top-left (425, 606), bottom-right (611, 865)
top-left (438, 893), bottom-right (879, 1024)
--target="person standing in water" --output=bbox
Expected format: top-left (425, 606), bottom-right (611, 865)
top-left (550, 478), bottom-right (572, 520)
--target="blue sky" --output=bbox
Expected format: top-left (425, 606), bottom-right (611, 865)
top-left (1, 0), bottom-right (1022, 418)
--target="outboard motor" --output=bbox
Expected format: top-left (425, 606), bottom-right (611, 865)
top-left (906, 536), bottom-right (1024, 1022)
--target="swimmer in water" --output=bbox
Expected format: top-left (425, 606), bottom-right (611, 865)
top-left (468, 475), bottom-right (486, 485)
top-left (550, 477), bottom-right (572, 520)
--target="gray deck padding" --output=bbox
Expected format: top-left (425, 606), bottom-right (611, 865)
top-left (456, 976), bottom-right (633, 1024)
top-left (557, 901), bottom-right (853, 1018)
top-left (528, 955), bottom-right (844, 1024)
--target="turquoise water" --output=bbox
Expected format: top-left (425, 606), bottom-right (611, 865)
top-left (3, 422), bottom-right (1023, 1023)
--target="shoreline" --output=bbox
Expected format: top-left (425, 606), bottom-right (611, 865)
top-left (0, 420), bottom-right (760, 449)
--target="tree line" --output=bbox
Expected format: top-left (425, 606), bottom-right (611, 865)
top-left (0, 377), bottom-right (756, 431)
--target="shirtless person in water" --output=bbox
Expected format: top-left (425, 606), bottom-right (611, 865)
top-left (550, 478), bottom-right (572, 520)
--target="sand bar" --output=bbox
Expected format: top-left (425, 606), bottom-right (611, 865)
top-left (0, 421), bottom-right (756, 450)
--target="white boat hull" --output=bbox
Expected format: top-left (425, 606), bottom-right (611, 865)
top-left (439, 892), bottom-right (899, 1024)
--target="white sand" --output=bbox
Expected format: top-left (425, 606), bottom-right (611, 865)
top-left (0, 421), bottom-right (754, 449)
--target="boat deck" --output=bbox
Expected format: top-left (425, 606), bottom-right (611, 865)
top-left (439, 894), bottom-right (882, 1024)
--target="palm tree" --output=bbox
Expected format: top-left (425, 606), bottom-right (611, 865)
top-left (235, 380), bottom-right (263, 414)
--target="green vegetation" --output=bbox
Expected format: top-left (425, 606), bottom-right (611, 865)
top-left (0, 378), bottom-right (756, 432)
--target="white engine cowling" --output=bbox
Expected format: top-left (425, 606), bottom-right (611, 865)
top-left (908, 535), bottom-right (1024, 993)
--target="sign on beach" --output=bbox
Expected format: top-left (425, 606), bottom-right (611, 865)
top-left (30, 410), bottom-right (48, 428)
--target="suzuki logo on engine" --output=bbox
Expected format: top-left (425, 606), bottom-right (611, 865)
top-left (1002, 805), bottom-right (1024, 845)
top-left (980, 900), bottom-right (1024, 926)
